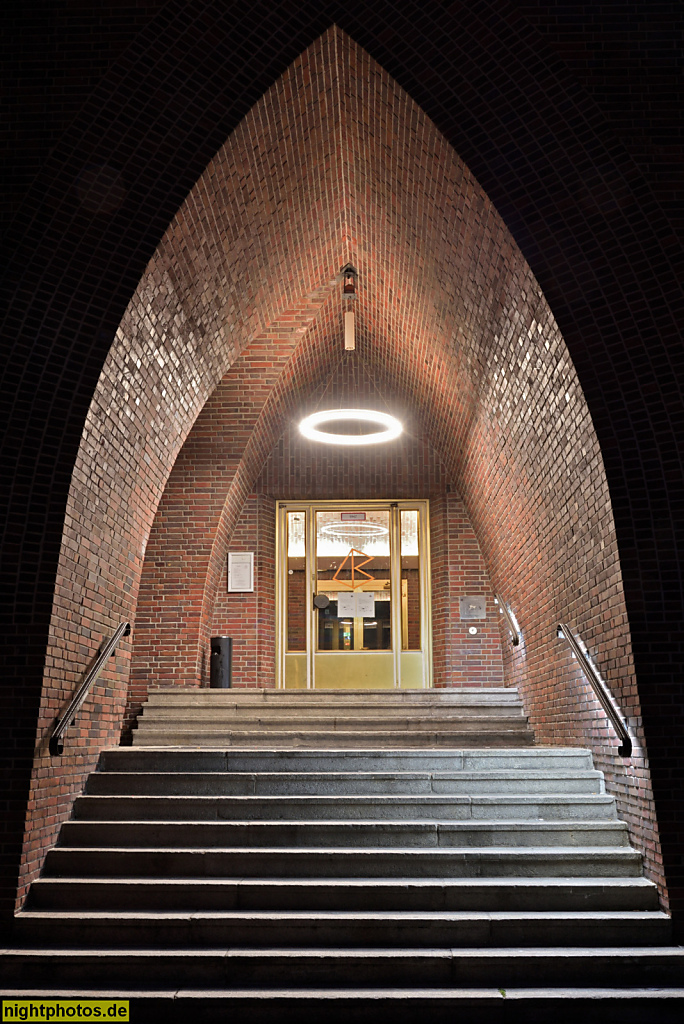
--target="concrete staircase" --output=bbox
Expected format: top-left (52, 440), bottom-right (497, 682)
top-left (2, 688), bottom-right (683, 1021)
top-left (131, 686), bottom-right (536, 747)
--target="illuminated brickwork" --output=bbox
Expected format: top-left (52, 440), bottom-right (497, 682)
top-left (4, 11), bottom-right (681, 925)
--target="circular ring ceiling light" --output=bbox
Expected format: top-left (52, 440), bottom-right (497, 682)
top-left (298, 408), bottom-right (403, 446)
top-left (321, 521), bottom-right (389, 538)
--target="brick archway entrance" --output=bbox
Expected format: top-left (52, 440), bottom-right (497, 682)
top-left (6, 15), bottom-right (679, 924)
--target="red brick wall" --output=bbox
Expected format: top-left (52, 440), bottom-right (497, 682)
top-left (211, 494), bottom-right (276, 689)
top-left (431, 493), bottom-right (506, 688)
top-left (14, 27), bottom-right (666, 913)
top-left (128, 285), bottom-right (338, 718)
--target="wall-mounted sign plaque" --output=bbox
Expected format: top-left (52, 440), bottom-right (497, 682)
top-left (459, 595), bottom-right (487, 620)
top-left (228, 552), bottom-right (254, 592)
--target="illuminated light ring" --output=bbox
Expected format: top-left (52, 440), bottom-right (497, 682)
top-left (321, 521), bottom-right (389, 538)
top-left (298, 408), bottom-right (403, 446)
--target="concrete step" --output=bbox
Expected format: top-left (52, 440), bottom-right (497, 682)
top-left (57, 819), bottom-right (630, 849)
top-left (98, 747), bottom-right (596, 772)
top-left (140, 706), bottom-right (526, 721)
top-left (85, 769), bottom-right (606, 797)
top-left (12, 909), bottom-right (673, 949)
top-left (2, 946), bottom-right (683, 990)
top-left (6, 730), bottom-right (677, 1014)
top-left (131, 729), bottom-right (535, 748)
top-left (71, 794), bottom-right (618, 822)
top-left (42, 846), bottom-right (644, 878)
top-left (26, 876), bottom-right (661, 912)
top-left (146, 687), bottom-right (524, 704)
top-left (137, 714), bottom-right (529, 730)
top-left (1, 987), bottom-right (682, 1024)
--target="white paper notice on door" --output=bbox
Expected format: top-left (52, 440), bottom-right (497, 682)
top-left (336, 592), bottom-right (355, 617)
top-left (336, 592), bottom-right (375, 617)
top-left (355, 592), bottom-right (375, 617)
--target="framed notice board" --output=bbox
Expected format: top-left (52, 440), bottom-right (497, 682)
top-left (228, 552), bottom-right (254, 592)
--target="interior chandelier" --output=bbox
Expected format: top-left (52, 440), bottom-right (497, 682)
top-left (298, 408), bottom-right (403, 446)
top-left (321, 520), bottom-right (389, 537)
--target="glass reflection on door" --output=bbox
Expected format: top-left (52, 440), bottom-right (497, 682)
top-left (315, 509), bottom-right (391, 652)
top-left (401, 509), bottom-right (420, 650)
top-left (279, 501), bottom-right (431, 689)
top-left (285, 511), bottom-right (307, 688)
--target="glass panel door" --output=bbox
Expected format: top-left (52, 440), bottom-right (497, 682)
top-left (284, 510), bottom-right (307, 688)
top-left (400, 507), bottom-right (427, 687)
top-left (314, 508), bottom-right (394, 689)
top-left (278, 501), bottom-right (431, 689)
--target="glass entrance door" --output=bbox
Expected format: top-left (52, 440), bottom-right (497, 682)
top-left (277, 501), bottom-right (431, 689)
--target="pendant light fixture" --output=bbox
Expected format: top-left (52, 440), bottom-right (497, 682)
top-left (297, 265), bottom-right (403, 446)
top-left (299, 407), bottom-right (402, 445)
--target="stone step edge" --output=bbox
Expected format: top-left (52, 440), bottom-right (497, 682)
top-left (46, 845), bottom-right (641, 858)
top-left (57, 836), bottom-right (632, 850)
top-left (75, 794), bottom-right (616, 803)
top-left (134, 727), bottom-right (533, 733)
top-left (1, 989), bottom-right (683, 1009)
top-left (17, 910), bottom-right (671, 922)
top-left (91, 768), bottom-right (604, 775)
top-left (100, 749), bottom-right (589, 757)
top-left (61, 819), bottom-right (628, 829)
top-left (4, 947), bottom-right (683, 959)
top-left (137, 721), bottom-right (529, 728)
top-left (146, 687), bottom-right (520, 694)
top-left (1, 985), bottom-right (681, 996)
top-left (142, 706), bottom-right (526, 712)
top-left (29, 876), bottom-right (657, 887)
top-left (140, 710), bottom-right (527, 716)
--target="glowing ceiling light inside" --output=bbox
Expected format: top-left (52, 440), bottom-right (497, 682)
top-left (298, 408), bottom-right (403, 446)
top-left (321, 521), bottom-right (389, 537)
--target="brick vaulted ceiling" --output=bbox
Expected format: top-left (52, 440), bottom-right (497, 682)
top-left (2, 4), bottom-right (683, 929)
top-left (16, 28), bottom-right (667, 909)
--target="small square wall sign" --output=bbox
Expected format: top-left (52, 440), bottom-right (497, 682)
top-left (459, 595), bottom-right (486, 619)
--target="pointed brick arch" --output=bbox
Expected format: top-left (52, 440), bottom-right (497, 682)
top-left (105, 29), bottom-right (660, 897)
top-left (5, 10), bottom-right (681, 926)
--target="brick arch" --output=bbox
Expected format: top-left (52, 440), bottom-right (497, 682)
top-left (130, 286), bottom-right (342, 710)
top-left (119, 31), bottom-right (662, 896)
top-left (132, 289), bottom-right (507, 706)
top-left (2, 5), bottom-right (681, 926)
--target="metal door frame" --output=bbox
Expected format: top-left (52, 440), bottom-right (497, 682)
top-left (276, 499), bottom-right (432, 689)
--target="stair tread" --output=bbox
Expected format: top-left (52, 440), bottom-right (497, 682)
top-left (147, 687), bottom-right (520, 695)
top-left (77, 790), bottom-right (610, 798)
top-left (111, 749), bottom-right (589, 757)
top-left (62, 819), bottom-right (628, 828)
top-left (49, 844), bottom-right (640, 854)
top-left (7, 725), bottom-right (672, 1000)
top-left (2, 987), bottom-right (683, 1011)
top-left (31, 876), bottom-right (657, 886)
top-left (5, 947), bottom-right (683, 958)
top-left (138, 716), bottom-right (528, 723)
top-left (19, 909), bottom-right (670, 920)
top-left (91, 769), bottom-right (603, 776)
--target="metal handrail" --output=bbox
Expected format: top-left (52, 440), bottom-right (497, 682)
top-left (494, 594), bottom-right (521, 646)
top-left (49, 621), bottom-right (131, 756)
top-left (557, 622), bottom-right (632, 757)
